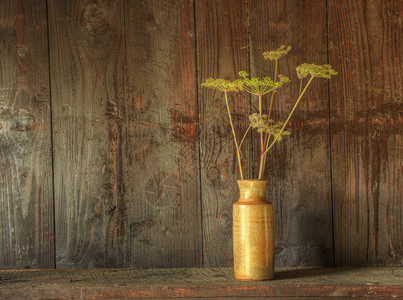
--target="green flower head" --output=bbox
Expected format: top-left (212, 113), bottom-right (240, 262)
top-left (278, 75), bottom-right (291, 83)
top-left (249, 113), bottom-right (290, 140)
top-left (296, 64), bottom-right (338, 79)
top-left (263, 45), bottom-right (292, 60)
top-left (201, 78), bottom-right (244, 92)
top-left (249, 113), bottom-right (271, 131)
top-left (237, 71), bottom-right (288, 96)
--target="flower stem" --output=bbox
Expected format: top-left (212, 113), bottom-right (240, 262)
top-left (265, 133), bottom-right (272, 151)
top-left (299, 78), bottom-right (303, 96)
top-left (239, 124), bottom-right (252, 150)
top-left (263, 76), bottom-right (315, 156)
top-left (260, 59), bottom-right (278, 179)
top-left (267, 59), bottom-right (278, 121)
top-left (261, 133), bottom-right (271, 176)
top-left (258, 95), bottom-right (264, 153)
top-left (258, 94), bottom-right (265, 179)
top-left (224, 91), bottom-right (244, 180)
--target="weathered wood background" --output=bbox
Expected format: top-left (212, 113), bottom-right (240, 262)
top-left (0, 0), bottom-right (401, 269)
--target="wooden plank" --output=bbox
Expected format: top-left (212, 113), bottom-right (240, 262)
top-left (0, 267), bottom-right (402, 299)
top-left (0, 0), bottom-right (54, 269)
top-left (196, 0), bottom-right (251, 267)
top-left (328, 0), bottom-right (403, 266)
top-left (47, 0), bottom-right (129, 268)
top-left (248, 0), bottom-right (333, 266)
top-left (124, 0), bottom-right (201, 268)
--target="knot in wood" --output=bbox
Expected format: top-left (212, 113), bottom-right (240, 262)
top-left (81, 3), bottom-right (108, 35)
top-left (16, 45), bottom-right (28, 58)
top-left (206, 166), bottom-right (219, 180)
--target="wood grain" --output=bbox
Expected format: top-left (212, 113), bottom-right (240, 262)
top-left (0, 267), bottom-right (402, 299)
top-left (48, 0), bottom-right (129, 268)
top-left (248, 0), bottom-right (333, 266)
top-left (0, 0), bottom-right (401, 270)
top-left (328, 0), bottom-right (403, 266)
top-left (196, 0), bottom-right (251, 267)
top-left (124, 0), bottom-right (202, 268)
top-left (0, 0), bottom-right (54, 269)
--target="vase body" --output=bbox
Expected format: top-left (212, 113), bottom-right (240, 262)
top-left (233, 180), bottom-right (274, 280)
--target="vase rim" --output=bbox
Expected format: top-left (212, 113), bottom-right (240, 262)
top-left (237, 179), bottom-right (268, 190)
top-left (237, 179), bottom-right (268, 183)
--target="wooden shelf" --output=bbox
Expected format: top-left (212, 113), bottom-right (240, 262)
top-left (1, 267), bottom-right (402, 299)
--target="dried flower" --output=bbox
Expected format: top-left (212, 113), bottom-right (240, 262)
top-left (249, 113), bottom-right (271, 131)
top-left (278, 75), bottom-right (291, 83)
top-left (238, 71), bottom-right (289, 96)
top-left (249, 113), bottom-right (290, 140)
top-left (201, 78), bottom-right (243, 92)
top-left (201, 45), bottom-right (336, 180)
top-left (296, 63), bottom-right (338, 79)
top-left (263, 45), bottom-right (292, 60)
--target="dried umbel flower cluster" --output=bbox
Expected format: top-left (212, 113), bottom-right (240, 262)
top-left (296, 63), bottom-right (338, 79)
top-left (202, 45), bottom-right (337, 180)
top-left (201, 78), bottom-right (244, 92)
top-left (263, 45), bottom-right (292, 60)
top-left (249, 113), bottom-right (290, 140)
top-left (237, 71), bottom-right (290, 96)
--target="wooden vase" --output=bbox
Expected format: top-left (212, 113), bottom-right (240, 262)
top-left (233, 179), bottom-right (274, 280)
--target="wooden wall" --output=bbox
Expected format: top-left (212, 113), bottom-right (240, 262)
top-left (0, 0), bottom-right (401, 269)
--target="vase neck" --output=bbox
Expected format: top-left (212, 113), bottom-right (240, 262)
top-left (237, 180), bottom-right (268, 200)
